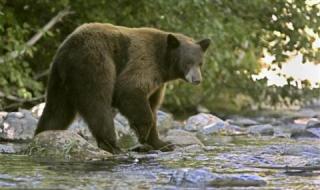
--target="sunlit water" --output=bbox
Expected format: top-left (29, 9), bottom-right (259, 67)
top-left (1, 135), bottom-right (320, 189)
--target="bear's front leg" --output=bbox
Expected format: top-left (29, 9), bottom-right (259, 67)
top-left (147, 86), bottom-right (175, 151)
top-left (115, 88), bottom-right (154, 144)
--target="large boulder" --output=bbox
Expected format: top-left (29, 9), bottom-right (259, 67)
top-left (0, 110), bottom-right (38, 141)
top-left (27, 130), bottom-right (112, 160)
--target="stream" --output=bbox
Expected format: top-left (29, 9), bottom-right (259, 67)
top-left (1, 135), bottom-right (320, 189)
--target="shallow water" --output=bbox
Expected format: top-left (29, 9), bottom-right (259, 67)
top-left (1, 136), bottom-right (320, 189)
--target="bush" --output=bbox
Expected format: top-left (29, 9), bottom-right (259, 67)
top-left (0, 0), bottom-right (319, 113)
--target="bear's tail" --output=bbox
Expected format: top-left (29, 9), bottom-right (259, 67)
top-left (35, 62), bottom-right (76, 135)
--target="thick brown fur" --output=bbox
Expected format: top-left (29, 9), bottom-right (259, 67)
top-left (35, 23), bottom-right (210, 153)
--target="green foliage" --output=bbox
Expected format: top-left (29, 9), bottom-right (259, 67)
top-left (0, 0), bottom-right (319, 112)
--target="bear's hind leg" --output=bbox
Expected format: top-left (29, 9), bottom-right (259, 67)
top-left (79, 104), bottom-right (122, 154)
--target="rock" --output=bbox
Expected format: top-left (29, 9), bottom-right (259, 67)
top-left (263, 144), bottom-right (320, 157)
top-left (0, 144), bottom-right (15, 153)
top-left (27, 130), bottom-right (112, 160)
top-left (208, 173), bottom-right (267, 187)
top-left (200, 122), bottom-right (225, 135)
top-left (156, 110), bottom-right (173, 134)
top-left (285, 145), bottom-right (320, 157)
top-left (0, 110), bottom-right (38, 141)
top-left (254, 116), bottom-right (279, 125)
top-left (306, 128), bottom-right (320, 138)
top-left (165, 129), bottom-right (204, 147)
top-left (226, 116), bottom-right (259, 127)
top-left (306, 118), bottom-right (320, 129)
top-left (113, 111), bottom-right (173, 148)
top-left (114, 113), bottom-right (139, 148)
top-left (172, 120), bottom-right (185, 129)
top-left (68, 114), bottom-right (139, 149)
top-left (0, 112), bottom-right (8, 125)
top-left (303, 119), bottom-right (320, 138)
top-left (69, 117), bottom-right (96, 145)
top-left (273, 123), bottom-right (320, 139)
top-left (0, 143), bottom-right (28, 154)
top-left (296, 108), bottom-right (319, 118)
top-left (184, 113), bottom-right (242, 135)
top-left (288, 124), bottom-right (319, 138)
top-left (115, 110), bottom-right (173, 133)
top-left (294, 117), bottom-right (313, 125)
top-left (28, 103), bottom-right (172, 148)
top-left (171, 168), bottom-right (266, 187)
top-left (185, 113), bottom-right (224, 131)
top-left (30, 103), bottom-right (46, 119)
top-left (196, 105), bottom-right (210, 113)
top-left (181, 144), bottom-right (204, 153)
top-left (248, 124), bottom-right (274, 136)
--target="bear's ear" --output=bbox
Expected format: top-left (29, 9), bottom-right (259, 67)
top-left (167, 34), bottom-right (180, 49)
top-left (197, 38), bottom-right (211, 52)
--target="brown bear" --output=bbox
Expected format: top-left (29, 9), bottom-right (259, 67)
top-left (35, 23), bottom-right (210, 154)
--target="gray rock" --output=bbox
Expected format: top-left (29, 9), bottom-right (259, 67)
top-left (0, 144), bottom-right (15, 153)
top-left (0, 110), bottom-right (38, 141)
top-left (185, 113), bottom-right (224, 131)
top-left (30, 103), bottom-right (45, 119)
top-left (306, 128), bottom-right (320, 138)
top-left (185, 113), bottom-right (242, 135)
top-left (156, 110), bottom-right (173, 134)
top-left (114, 113), bottom-right (139, 148)
top-left (115, 110), bottom-right (173, 133)
top-left (27, 130), bottom-right (112, 160)
top-left (165, 129), bottom-right (204, 147)
top-left (68, 115), bottom-right (139, 149)
top-left (306, 118), bottom-right (320, 129)
top-left (0, 112), bottom-right (8, 125)
top-left (226, 116), bottom-right (259, 127)
top-left (171, 168), bottom-right (266, 187)
top-left (288, 124), bottom-right (319, 138)
top-left (0, 143), bottom-right (28, 154)
top-left (113, 111), bottom-right (173, 147)
top-left (296, 108), bottom-right (319, 118)
top-left (29, 103), bottom-right (172, 148)
top-left (248, 124), bottom-right (274, 136)
top-left (285, 145), bottom-right (320, 157)
top-left (200, 122), bottom-right (226, 135)
top-left (263, 144), bottom-right (320, 157)
top-left (274, 123), bottom-right (320, 138)
top-left (181, 144), bottom-right (204, 153)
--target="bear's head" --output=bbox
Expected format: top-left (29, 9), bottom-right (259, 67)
top-left (166, 34), bottom-right (210, 85)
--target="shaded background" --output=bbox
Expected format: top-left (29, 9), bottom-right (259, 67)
top-left (0, 0), bottom-right (319, 115)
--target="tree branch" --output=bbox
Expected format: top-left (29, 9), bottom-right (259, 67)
top-left (0, 90), bottom-right (45, 103)
top-left (0, 7), bottom-right (73, 64)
